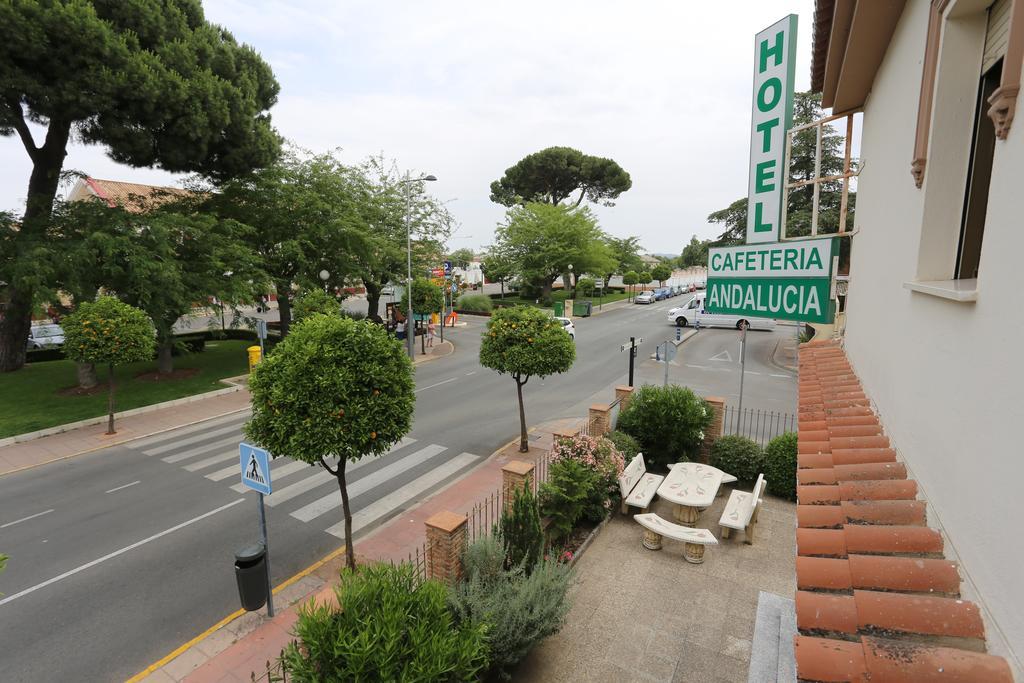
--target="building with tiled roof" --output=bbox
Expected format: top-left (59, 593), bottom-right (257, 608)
top-left (796, 0), bottom-right (1023, 680)
top-left (67, 176), bottom-right (192, 213)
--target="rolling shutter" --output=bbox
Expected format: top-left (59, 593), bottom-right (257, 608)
top-left (983, 0), bottom-right (1011, 73)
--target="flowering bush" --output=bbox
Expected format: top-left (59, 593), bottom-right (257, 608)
top-left (542, 435), bottom-right (625, 532)
top-left (549, 434), bottom-right (625, 506)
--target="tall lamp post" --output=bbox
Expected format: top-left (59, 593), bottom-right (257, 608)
top-left (319, 269), bottom-right (330, 294)
top-left (399, 173), bottom-right (437, 359)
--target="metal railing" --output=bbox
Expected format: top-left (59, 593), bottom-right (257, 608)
top-left (722, 406), bottom-right (796, 448)
top-left (466, 449), bottom-right (553, 543)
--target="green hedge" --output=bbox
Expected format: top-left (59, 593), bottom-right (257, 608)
top-left (616, 385), bottom-right (713, 470)
top-left (763, 432), bottom-right (798, 500)
top-left (710, 435), bottom-right (763, 484)
top-left (456, 293), bottom-right (493, 312)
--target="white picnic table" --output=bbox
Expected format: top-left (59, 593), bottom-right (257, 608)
top-left (656, 462), bottom-right (725, 526)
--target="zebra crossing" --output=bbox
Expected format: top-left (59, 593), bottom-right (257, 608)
top-left (127, 413), bottom-right (482, 540)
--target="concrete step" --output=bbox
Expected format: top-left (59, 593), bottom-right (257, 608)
top-left (748, 591), bottom-right (797, 683)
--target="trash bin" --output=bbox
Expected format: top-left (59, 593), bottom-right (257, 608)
top-left (552, 301), bottom-right (565, 317)
top-left (573, 301), bottom-right (593, 317)
top-left (235, 542), bottom-right (268, 611)
top-left (247, 345), bottom-right (262, 372)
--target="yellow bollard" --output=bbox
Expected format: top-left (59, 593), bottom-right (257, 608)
top-left (247, 345), bottom-right (262, 372)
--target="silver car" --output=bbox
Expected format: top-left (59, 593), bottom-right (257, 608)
top-left (27, 323), bottom-right (65, 349)
top-left (634, 290), bottom-right (656, 304)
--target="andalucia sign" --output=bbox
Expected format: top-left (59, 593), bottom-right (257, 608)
top-left (746, 14), bottom-right (797, 245)
top-left (705, 238), bottom-right (837, 324)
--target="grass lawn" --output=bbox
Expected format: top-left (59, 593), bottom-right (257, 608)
top-left (0, 340), bottom-right (251, 438)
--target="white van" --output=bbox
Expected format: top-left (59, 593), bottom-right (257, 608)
top-left (666, 294), bottom-right (776, 331)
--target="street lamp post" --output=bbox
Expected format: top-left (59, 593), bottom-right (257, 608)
top-left (319, 269), bottom-right (330, 294)
top-left (400, 173), bottom-right (437, 359)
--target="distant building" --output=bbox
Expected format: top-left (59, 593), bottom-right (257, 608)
top-left (67, 177), bottom-right (193, 212)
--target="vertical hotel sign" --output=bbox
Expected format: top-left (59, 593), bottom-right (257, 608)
top-left (746, 15), bottom-right (798, 244)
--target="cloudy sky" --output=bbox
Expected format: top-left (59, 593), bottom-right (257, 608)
top-left (0, 0), bottom-right (816, 255)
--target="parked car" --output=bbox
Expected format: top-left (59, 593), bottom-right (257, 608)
top-left (553, 316), bottom-right (576, 340)
top-left (666, 293), bottom-right (776, 330)
top-left (635, 290), bottom-right (656, 304)
top-left (695, 281), bottom-right (706, 290)
top-left (654, 288), bottom-right (670, 301)
top-left (27, 323), bottom-right (65, 349)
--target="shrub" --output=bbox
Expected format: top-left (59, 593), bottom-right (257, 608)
top-left (549, 434), bottom-right (625, 518)
top-left (292, 288), bottom-right (339, 322)
top-left (710, 435), bottom-right (764, 484)
top-left (283, 563), bottom-right (488, 682)
top-left (539, 459), bottom-right (598, 541)
top-left (763, 432), bottom-right (798, 500)
top-left (341, 309), bottom-right (366, 321)
top-left (500, 484), bottom-right (544, 573)
top-left (576, 276), bottom-right (596, 296)
top-left (451, 539), bottom-right (574, 680)
top-left (606, 430), bottom-right (641, 461)
top-left (457, 293), bottom-right (493, 312)
top-left (616, 385), bottom-right (713, 470)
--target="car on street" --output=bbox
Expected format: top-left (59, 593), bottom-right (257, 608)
top-left (27, 323), bottom-right (64, 349)
top-left (667, 293), bottom-right (776, 330)
top-left (654, 288), bottom-right (670, 301)
top-left (635, 290), bottom-right (656, 304)
top-left (553, 316), bottom-right (576, 339)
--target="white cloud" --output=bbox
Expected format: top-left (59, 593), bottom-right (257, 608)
top-left (0, 0), bottom-right (815, 254)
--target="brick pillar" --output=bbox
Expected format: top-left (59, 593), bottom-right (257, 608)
top-left (700, 396), bottom-right (726, 463)
top-left (615, 385), bottom-right (635, 412)
top-left (424, 511), bottom-right (468, 586)
top-left (589, 404), bottom-right (611, 436)
top-left (502, 460), bottom-right (536, 512)
top-left (553, 427), bottom-right (580, 442)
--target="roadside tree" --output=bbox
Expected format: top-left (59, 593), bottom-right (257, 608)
top-left (401, 278), bottom-right (444, 354)
top-left (480, 252), bottom-right (515, 299)
top-left (448, 248), bottom-right (475, 269)
top-left (604, 235), bottom-right (644, 286)
top-left (245, 315), bottom-right (415, 570)
top-left (576, 277), bottom-right (596, 297)
top-left (651, 264), bottom-right (671, 287)
top-left (480, 307), bottom-right (575, 452)
top-left (638, 271), bottom-right (653, 290)
top-left (679, 235), bottom-right (710, 268)
top-left (622, 271), bottom-right (639, 301)
top-left (292, 288), bottom-right (341, 323)
top-left (62, 297), bottom-right (156, 435)
top-left (489, 146), bottom-right (632, 208)
top-left (0, 2), bottom-right (280, 372)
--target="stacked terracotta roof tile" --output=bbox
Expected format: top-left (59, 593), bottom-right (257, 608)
top-left (794, 340), bottom-right (1013, 682)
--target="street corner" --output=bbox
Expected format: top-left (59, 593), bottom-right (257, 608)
top-left (412, 339), bottom-right (455, 365)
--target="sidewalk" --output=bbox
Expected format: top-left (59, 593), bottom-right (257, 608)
top-left (138, 419), bottom-right (580, 683)
top-left (0, 390), bottom-right (251, 477)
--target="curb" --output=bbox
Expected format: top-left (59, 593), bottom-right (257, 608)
top-left (412, 339), bottom-right (455, 366)
top-left (671, 328), bottom-right (699, 347)
top-left (768, 338), bottom-right (798, 374)
top-left (0, 383), bottom-right (243, 448)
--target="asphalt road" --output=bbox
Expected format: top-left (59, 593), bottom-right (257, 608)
top-left (0, 292), bottom-right (795, 681)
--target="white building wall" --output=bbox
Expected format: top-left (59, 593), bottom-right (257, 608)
top-left (843, 0), bottom-right (1024, 671)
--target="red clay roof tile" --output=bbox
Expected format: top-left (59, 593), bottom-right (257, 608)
top-left (797, 591), bottom-right (859, 634)
top-left (798, 505), bottom-right (846, 528)
top-left (840, 500), bottom-right (927, 526)
top-left (797, 556), bottom-right (854, 590)
top-left (838, 479), bottom-right (917, 501)
top-left (847, 555), bottom-right (960, 594)
top-left (852, 590), bottom-right (984, 639)
top-left (798, 484), bottom-right (841, 505)
top-left (843, 525), bottom-right (943, 556)
top-left (861, 636), bottom-right (1013, 682)
top-left (798, 528), bottom-right (848, 557)
top-left (833, 462), bottom-right (907, 481)
top-left (794, 635), bottom-right (869, 682)
top-left (830, 448), bottom-right (898, 466)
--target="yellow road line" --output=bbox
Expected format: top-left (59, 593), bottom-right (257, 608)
top-left (125, 544), bottom-right (347, 682)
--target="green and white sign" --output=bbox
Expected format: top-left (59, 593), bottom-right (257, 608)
top-left (746, 14), bottom-right (798, 244)
top-left (706, 239), bottom-right (837, 324)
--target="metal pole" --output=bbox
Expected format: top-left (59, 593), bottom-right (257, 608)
top-left (628, 336), bottom-right (635, 387)
top-left (737, 325), bottom-right (748, 416)
top-left (663, 342), bottom-right (669, 387)
top-left (404, 180), bottom-right (414, 360)
top-left (258, 493), bottom-right (274, 617)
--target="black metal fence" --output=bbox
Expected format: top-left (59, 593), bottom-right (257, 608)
top-left (722, 406), bottom-right (796, 448)
top-left (466, 449), bottom-right (553, 543)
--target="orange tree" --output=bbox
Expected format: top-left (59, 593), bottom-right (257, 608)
top-left (244, 314), bottom-right (414, 570)
top-left (62, 296), bottom-right (156, 434)
top-left (480, 306), bottom-right (575, 452)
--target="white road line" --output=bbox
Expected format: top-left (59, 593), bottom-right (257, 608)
top-left (144, 424), bottom-right (242, 456)
top-left (104, 481), bottom-right (141, 494)
top-left (770, 373), bottom-right (793, 378)
top-left (160, 435), bottom-right (240, 464)
top-left (746, 371), bottom-right (762, 376)
top-left (1, 508), bottom-right (55, 529)
top-left (183, 450), bottom-right (238, 472)
top-left (685, 364), bottom-right (710, 369)
top-left (0, 499), bottom-right (244, 607)
top-left (414, 377), bottom-right (458, 393)
top-left (326, 452), bottom-right (478, 539)
top-left (208, 458), bottom-right (309, 483)
top-left (291, 444), bottom-right (447, 522)
top-left (258, 438), bottom-right (416, 503)
top-left (126, 412), bottom-right (248, 450)
top-left (465, 371), bottom-right (476, 376)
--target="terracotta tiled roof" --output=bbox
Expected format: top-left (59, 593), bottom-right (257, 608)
top-left (74, 177), bottom-right (192, 213)
top-left (810, 0), bottom-right (835, 93)
top-left (794, 340), bottom-right (1013, 682)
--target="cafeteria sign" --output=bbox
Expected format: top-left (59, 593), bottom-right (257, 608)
top-left (706, 239), bottom-right (837, 324)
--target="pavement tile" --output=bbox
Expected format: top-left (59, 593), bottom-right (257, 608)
top-left (140, 669), bottom-right (177, 683)
top-left (161, 647), bottom-right (210, 680)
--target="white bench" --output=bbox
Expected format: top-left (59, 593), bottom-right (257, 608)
top-left (618, 454), bottom-right (665, 514)
top-left (718, 473), bottom-right (765, 544)
top-left (634, 513), bottom-right (719, 564)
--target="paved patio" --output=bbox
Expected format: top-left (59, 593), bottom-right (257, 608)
top-left (515, 489), bottom-right (796, 683)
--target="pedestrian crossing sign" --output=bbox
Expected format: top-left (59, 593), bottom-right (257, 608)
top-left (239, 443), bottom-right (272, 495)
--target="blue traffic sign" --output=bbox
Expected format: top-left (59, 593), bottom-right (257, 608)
top-left (443, 260), bottom-right (452, 274)
top-left (240, 443), bottom-right (272, 495)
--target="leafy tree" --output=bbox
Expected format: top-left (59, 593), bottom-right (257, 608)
top-left (604, 235), bottom-right (644, 285)
top-left (0, 1), bottom-right (281, 372)
top-left (479, 307), bottom-right (575, 452)
top-left (401, 278), bottom-right (444, 354)
top-left (489, 146), bottom-right (631, 208)
top-left (622, 270), bottom-right (639, 301)
top-left (490, 203), bottom-right (613, 300)
top-left (292, 288), bottom-right (340, 323)
top-left (208, 149), bottom-right (368, 337)
top-left (448, 247), bottom-right (475, 269)
top-left (576, 276), bottom-right (596, 297)
top-left (679, 235), bottom-right (711, 268)
top-left (707, 91), bottom-right (855, 245)
top-left (650, 264), bottom-right (671, 286)
top-left (245, 315), bottom-right (415, 570)
top-left (62, 296), bottom-right (156, 434)
top-left (480, 252), bottom-right (515, 299)
top-left (638, 271), bottom-right (653, 288)
top-left (500, 484), bottom-right (544, 573)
